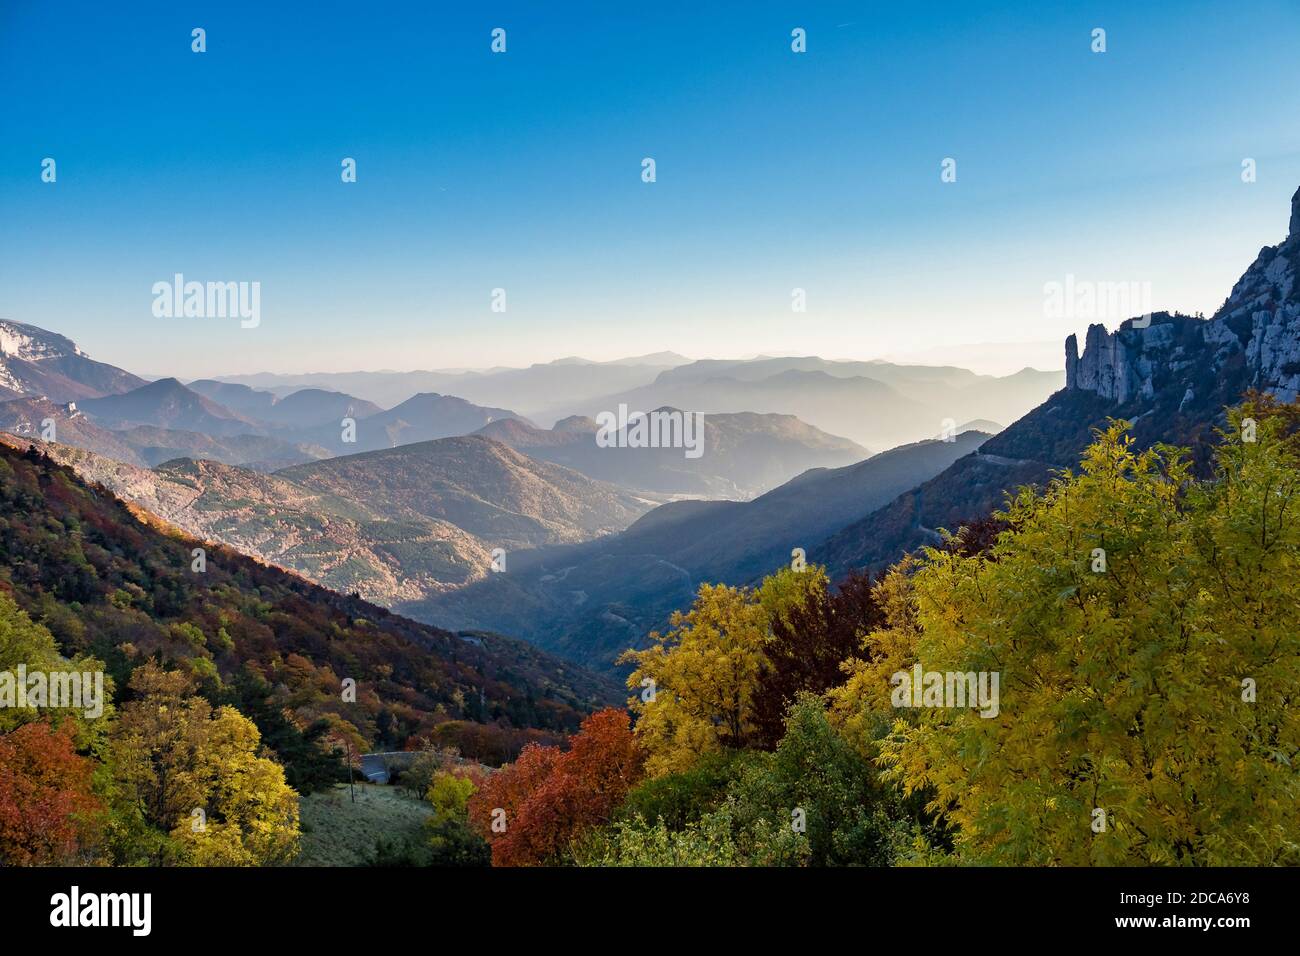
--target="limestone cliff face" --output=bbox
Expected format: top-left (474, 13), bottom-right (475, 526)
top-left (1066, 186), bottom-right (1300, 406)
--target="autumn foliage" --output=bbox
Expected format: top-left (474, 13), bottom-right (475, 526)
top-left (0, 721), bottom-right (102, 865)
top-left (751, 567), bottom-right (884, 749)
top-left (469, 708), bottom-right (644, 865)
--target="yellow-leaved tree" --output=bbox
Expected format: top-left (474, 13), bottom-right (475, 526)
top-left (109, 663), bottom-right (301, 866)
top-left (833, 405), bottom-right (1300, 865)
top-left (620, 568), bottom-right (826, 777)
top-left (619, 583), bottom-right (767, 777)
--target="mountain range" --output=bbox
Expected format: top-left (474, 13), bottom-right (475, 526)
top-left (211, 353), bottom-right (690, 414)
top-left (186, 380), bottom-right (385, 427)
top-left (475, 409), bottom-right (867, 498)
top-left (531, 358), bottom-right (1059, 449)
top-left (12, 185), bottom-right (1295, 685)
top-left (81, 377), bottom-right (266, 437)
top-left (410, 429), bottom-right (990, 670)
top-left (0, 395), bottom-right (328, 470)
top-left (1, 330), bottom-right (891, 497)
top-left (208, 353), bottom-right (1060, 449)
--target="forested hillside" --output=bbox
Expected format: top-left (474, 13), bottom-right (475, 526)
top-left (0, 442), bottom-right (618, 780)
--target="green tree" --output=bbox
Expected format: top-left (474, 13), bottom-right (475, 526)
top-left (616, 749), bottom-right (749, 831)
top-left (427, 769), bottom-right (476, 820)
top-left (0, 592), bottom-right (111, 747)
top-left (849, 411), bottom-right (1300, 865)
top-left (727, 694), bottom-right (912, 866)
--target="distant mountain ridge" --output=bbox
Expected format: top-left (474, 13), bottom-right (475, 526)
top-left (1, 316), bottom-right (1052, 495)
top-left (187, 379), bottom-right (385, 427)
top-left (544, 357), bottom-right (1061, 449)
top-left (276, 436), bottom-right (653, 550)
top-left (0, 317), bottom-right (1056, 457)
top-left (212, 353), bottom-right (690, 412)
top-left (192, 379), bottom-right (523, 457)
top-left (332, 393), bottom-right (524, 454)
top-left (0, 394), bottom-right (326, 471)
top-left (81, 377), bottom-right (264, 437)
top-left (475, 408), bottom-right (867, 498)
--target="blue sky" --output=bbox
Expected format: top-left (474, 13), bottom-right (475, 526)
top-left (2, 0), bottom-right (1299, 377)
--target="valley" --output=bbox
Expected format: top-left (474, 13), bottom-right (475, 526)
top-left (0, 315), bottom-right (1065, 653)
top-left (20, 186), bottom-right (1298, 680)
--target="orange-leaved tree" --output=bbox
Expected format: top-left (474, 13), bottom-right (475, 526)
top-left (0, 720), bottom-right (103, 865)
top-left (468, 708), bottom-right (644, 865)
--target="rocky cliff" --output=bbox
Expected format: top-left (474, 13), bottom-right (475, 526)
top-left (1065, 185), bottom-right (1300, 406)
top-left (823, 185), bottom-right (1300, 581)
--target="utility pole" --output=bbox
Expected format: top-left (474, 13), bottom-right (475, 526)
top-left (346, 739), bottom-right (356, 803)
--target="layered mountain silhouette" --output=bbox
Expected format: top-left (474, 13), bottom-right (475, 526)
top-left (412, 430), bottom-right (989, 670)
top-left (213, 353), bottom-right (686, 413)
top-left (188, 379), bottom-right (384, 427)
top-left (210, 354), bottom-right (1058, 452)
top-left (326, 393), bottom-right (524, 454)
top-left (189, 381), bottom-right (529, 457)
top-left (80, 377), bottom-right (265, 437)
top-left (0, 319), bottom-right (1056, 502)
top-left (542, 357), bottom-right (1060, 449)
top-left (475, 408), bottom-right (866, 497)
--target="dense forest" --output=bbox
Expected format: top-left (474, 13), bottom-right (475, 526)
top-left (2, 397), bottom-right (1297, 865)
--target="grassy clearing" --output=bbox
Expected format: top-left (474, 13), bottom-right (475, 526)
top-left (295, 783), bottom-right (433, 867)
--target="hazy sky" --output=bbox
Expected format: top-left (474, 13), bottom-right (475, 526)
top-left (2, 0), bottom-right (1299, 378)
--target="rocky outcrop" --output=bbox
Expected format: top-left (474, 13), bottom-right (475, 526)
top-left (1213, 186), bottom-right (1300, 399)
top-left (0, 319), bottom-right (146, 401)
top-left (819, 186), bottom-right (1300, 583)
top-left (1067, 185), bottom-right (1300, 405)
top-left (1065, 322), bottom-right (1145, 403)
